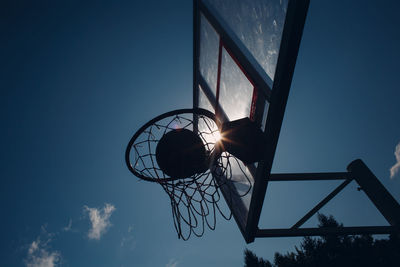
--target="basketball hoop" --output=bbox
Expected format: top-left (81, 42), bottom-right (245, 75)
top-left (125, 108), bottom-right (252, 240)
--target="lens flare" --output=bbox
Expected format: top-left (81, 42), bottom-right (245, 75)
top-left (213, 130), bottom-right (222, 142)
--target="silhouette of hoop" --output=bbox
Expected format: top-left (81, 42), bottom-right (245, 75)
top-left (125, 108), bottom-right (252, 240)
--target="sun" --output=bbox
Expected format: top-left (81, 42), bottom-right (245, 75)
top-left (213, 130), bottom-right (222, 142)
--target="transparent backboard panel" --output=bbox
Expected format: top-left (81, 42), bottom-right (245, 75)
top-left (219, 48), bottom-right (254, 121)
top-left (221, 153), bottom-right (254, 225)
top-left (195, 0), bottom-right (294, 238)
top-left (203, 0), bottom-right (288, 81)
top-left (261, 101), bottom-right (270, 130)
top-left (198, 84), bottom-right (255, 228)
top-left (198, 84), bottom-right (214, 112)
top-left (196, 7), bottom-right (263, 233)
top-left (198, 85), bottom-right (220, 148)
top-left (195, 0), bottom-right (309, 241)
top-left (199, 13), bottom-right (220, 95)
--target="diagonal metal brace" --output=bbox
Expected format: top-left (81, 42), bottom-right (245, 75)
top-left (291, 178), bottom-right (353, 229)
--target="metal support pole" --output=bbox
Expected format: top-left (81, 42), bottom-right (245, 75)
top-left (347, 159), bottom-right (400, 229)
top-left (256, 159), bottom-right (400, 239)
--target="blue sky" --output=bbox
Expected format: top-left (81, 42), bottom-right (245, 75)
top-left (1, 0), bottom-right (400, 266)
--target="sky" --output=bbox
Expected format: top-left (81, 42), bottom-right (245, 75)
top-left (1, 0), bottom-right (400, 266)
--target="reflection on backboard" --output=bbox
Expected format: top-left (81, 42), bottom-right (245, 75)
top-left (193, 0), bottom-right (310, 243)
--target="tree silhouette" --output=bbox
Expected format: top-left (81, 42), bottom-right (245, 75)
top-left (244, 214), bottom-right (400, 267)
top-left (244, 249), bottom-right (272, 267)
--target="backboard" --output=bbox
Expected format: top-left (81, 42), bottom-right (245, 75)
top-left (193, 0), bottom-right (309, 243)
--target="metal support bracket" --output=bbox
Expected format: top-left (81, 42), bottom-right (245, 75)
top-left (255, 159), bottom-right (400, 240)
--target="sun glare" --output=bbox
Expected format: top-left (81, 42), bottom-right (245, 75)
top-left (213, 130), bottom-right (222, 142)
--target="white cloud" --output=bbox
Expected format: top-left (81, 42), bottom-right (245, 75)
top-left (166, 258), bottom-right (179, 267)
top-left (62, 219), bottom-right (72, 232)
top-left (84, 203), bottom-right (115, 240)
top-left (25, 238), bottom-right (61, 267)
top-left (390, 142), bottom-right (400, 179)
